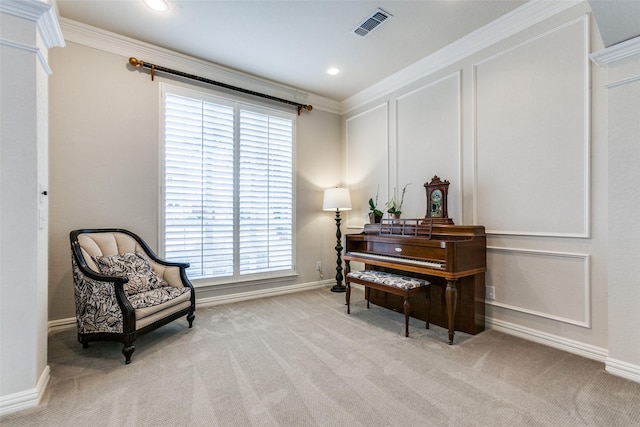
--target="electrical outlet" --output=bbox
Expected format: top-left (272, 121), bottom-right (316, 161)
top-left (486, 286), bottom-right (495, 300)
top-left (316, 261), bottom-right (322, 271)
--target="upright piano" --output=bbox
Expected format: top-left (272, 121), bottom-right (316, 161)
top-left (344, 220), bottom-right (487, 344)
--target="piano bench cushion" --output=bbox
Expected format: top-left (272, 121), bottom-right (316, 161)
top-left (347, 270), bottom-right (429, 290)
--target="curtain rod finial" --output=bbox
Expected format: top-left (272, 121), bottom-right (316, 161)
top-left (129, 57), bottom-right (143, 67)
top-left (297, 105), bottom-right (313, 115)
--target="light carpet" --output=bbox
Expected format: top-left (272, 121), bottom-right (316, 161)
top-left (3, 287), bottom-right (640, 426)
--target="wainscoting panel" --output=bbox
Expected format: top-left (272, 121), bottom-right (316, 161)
top-left (474, 16), bottom-right (589, 237)
top-left (487, 246), bottom-right (591, 327)
top-left (345, 103), bottom-right (389, 228)
top-left (395, 72), bottom-right (462, 220)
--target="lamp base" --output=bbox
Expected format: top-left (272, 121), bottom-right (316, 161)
top-left (330, 284), bottom-right (346, 293)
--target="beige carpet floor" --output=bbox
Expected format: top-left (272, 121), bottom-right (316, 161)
top-left (2, 286), bottom-right (640, 426)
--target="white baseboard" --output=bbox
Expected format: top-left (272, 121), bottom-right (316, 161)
top-left (196, 280), bottom-right (332, 308)
top-left (606, 357), bottom-right (640, 384)
top-left (48, 317), bottom-right (76, 332)
top-left (48, 280), bottom-right (334, 331)
top-left (487, 318), bottom-right (608, 363)
top-left (0, 365), bottom-right (49, 417)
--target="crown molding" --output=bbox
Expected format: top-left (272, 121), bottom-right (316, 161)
top-left (340, 0), bottom-right (582, 113)
top-left (58, 18), bottom-right (340, 115)
top-left (590, 35), bottom-right (640, 66)
top-left (0, 0), bottom-right (64, 48)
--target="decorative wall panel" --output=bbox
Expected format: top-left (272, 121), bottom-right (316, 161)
top-left (474, 16), bottom-right (589, 237)
top-left (396, 72), bottom-right (462, 220)
top-left (346, 103), bottom-right (389, 228)
top-left (487, 246), bottom-right (591, 327)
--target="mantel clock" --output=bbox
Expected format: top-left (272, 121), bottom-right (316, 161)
top-left (423, 176), bottom-right (454, 225)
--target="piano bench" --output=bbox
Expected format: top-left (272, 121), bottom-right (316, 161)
top-left (346, 270), bottom-right (430, 337)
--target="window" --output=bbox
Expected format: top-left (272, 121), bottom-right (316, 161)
top-left (161, 84), bottom-right (295, 281)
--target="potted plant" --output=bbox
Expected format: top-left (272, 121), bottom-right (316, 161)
top-left (385, 183), bottom-right (411, 220)
top-left (368, 186), bottom-right (383, 224)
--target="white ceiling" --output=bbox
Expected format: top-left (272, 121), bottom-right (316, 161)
top-left (55, 0), bottom-right (527, 102)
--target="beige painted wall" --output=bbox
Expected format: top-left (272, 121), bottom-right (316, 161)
top-left (342, 3), bottom-right (611, 355)
top-left (48, 41), bottom-right (342, 321)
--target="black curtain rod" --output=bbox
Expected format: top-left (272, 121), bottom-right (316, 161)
top-left (129, 57), bottom-right (313, 115)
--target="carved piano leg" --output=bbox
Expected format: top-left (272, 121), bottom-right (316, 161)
top-left (403, 296), bottom-right (410, 337)
top-left (445, 280), bottom-right (458, 344)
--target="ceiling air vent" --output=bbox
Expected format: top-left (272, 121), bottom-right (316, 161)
top-left (352, 8), bottom-right (392, 37)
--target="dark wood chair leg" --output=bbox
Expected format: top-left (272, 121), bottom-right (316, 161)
top-left (122, 344), bottom-right (135, 364)
top-left (122, 335), bottom-right (135, 364)
top-left (187, 312), bottom-right (195, 328)
top-left (366, 286), bottom-right (370, 309)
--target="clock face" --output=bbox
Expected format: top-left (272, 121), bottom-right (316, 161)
top-left (430, 189), bottom-right (443, 217)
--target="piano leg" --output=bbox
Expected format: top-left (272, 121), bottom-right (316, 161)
top-left (403, 296), bottom-right (410, 337)
top-left (425, 287), bottom-right (430, 330)
top-left (446, 280), bottom-right (458, 344)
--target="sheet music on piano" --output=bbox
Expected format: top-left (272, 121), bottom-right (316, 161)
top-left (375, 218), bottom-right (433, 238)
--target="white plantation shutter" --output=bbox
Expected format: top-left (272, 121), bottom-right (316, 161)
top-left (239, 110), bottom-right (293, 274)
top-left (162, 85), bottom-right (295, 281)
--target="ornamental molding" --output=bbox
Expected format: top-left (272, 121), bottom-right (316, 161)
top-left (0, 0), bottom-right (64, 48)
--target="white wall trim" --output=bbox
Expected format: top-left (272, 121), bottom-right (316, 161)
top-left (48, 317), bottom-right (76, 332)
top-left (48, 280), bottom-right (333, 331)
top-left (487, 246), bottom-right (591, 328)
top-left (0, 38), bottom-right (53, 75)
top-left (341, 0), bottom-right (581, 113)
top-left (0, 365), bottom-right (49, 417)
top-left (604, 74), bottom-right (640, 89)
top-left (57, 18), bottom-right (340, 115)
top-left (196, 280), bottom-right (331, 308)
top-left (590, 35), bottom-right (640, 67)
top-left (0, 0), bottom-right (64, 48)
top-left (488, 318), bottom-right (607, 363)
top-left (606, 357), bottom-right (640, 384)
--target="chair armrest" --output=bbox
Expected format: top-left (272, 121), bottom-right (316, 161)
top-left (157, 263), bottom-right (194, 290)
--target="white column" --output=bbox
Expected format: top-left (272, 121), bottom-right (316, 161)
top-left (0, 0), bottom-right (64, 415)
top-left (592, 36), bottom-right (640, 384)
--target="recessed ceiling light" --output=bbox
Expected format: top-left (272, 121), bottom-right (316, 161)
top-left (143, 0), bottom-right (169, 12)
top-left (327, 68), bottom-right (340, 76)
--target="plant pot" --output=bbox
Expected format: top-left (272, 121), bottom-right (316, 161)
top-left (369, 212), bottom-right (382, 224)
top-left (390, 213), bottom-right (401, 221)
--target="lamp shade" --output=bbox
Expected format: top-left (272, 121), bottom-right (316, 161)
top-left (323, 188), bottom-right (352, 211)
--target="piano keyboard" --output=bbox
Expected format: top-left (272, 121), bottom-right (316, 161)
top-left (347, 251), bottom-right (445, 269)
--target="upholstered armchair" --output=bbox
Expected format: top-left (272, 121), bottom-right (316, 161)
top-left (70, 228), bottom-right (195, 364)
